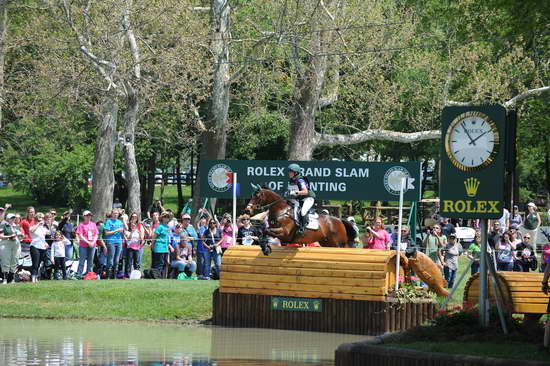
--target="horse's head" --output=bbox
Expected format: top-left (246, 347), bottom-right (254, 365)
top-left (245, 183), bottom-right (265, 213)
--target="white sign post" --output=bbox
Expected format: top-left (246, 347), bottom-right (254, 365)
top-left (395, 177), bottom-right (406, 291)
top-left (232, 173), bottom-right (238, 246)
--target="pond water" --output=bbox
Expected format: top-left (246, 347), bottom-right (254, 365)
top-left (0, 319), bottom-right (368, 365)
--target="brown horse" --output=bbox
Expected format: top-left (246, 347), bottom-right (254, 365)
top-left (246, 185), bottom-right (357, 250)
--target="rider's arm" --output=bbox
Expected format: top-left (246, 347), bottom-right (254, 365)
top-left (292, 179), bottom-right (309, 196)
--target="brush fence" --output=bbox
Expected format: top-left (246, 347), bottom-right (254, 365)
top-left (212, 246), bottom-right (436, 335)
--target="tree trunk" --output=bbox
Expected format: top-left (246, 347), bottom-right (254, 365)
top-left (287, 4), bottom-right (333, 160)
top-left (192, 0), bottom-right (231, 215)
top-left (90, 95), bottom-right (117, 219)
top-left (145, 155), bottom-right (156, 214)
top-left (176, 153), bottom-right (184, 214)
top-left (122, 83), bottom-right (141, 218)
top-left (0, 0), bottom-right (8, 129)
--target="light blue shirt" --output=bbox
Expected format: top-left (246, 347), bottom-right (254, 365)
top-left (103, 218), bottom-right (124, 245)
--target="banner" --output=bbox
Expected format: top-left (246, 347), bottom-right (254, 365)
top-left (199, 160), bottom-right (421, 201)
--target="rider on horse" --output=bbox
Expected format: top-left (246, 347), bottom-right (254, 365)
top-left (286, 163), bottom-right (316, 236)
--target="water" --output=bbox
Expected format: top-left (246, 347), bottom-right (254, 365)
top-left (0, 319), bottom-right (368, 365)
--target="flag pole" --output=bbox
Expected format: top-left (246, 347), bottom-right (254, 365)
top-left (395, 177), bottom-right (406, 291)
top-left (232, 172), bottom-right (237, 246)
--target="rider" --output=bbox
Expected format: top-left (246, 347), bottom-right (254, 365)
top-left (286, 163), bottom-right (315, 235)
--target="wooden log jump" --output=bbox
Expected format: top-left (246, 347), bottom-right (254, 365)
top-left (213, 246), bottom-right (437, 335)
top-left (464, 272), bottom-right (550, 314)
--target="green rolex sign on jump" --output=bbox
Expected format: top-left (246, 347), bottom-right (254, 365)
top-left (440, 105), bottom-right (507, 219)
top-left (199, 160), bottom-right (422, 201)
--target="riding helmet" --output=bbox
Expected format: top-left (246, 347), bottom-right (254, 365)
top-left (288, 163), bottom-right (301, 173)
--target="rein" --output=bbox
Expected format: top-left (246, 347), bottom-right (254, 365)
top-left (259, 197), bottom-right (286, 211)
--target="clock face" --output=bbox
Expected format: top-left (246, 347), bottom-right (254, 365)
top-left (445, 111), bottom-right (500, 171)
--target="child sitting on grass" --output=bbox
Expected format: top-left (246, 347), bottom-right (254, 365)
top-left (52, 231), bottom-right (71, 280)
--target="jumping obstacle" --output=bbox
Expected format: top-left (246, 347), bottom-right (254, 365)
top-left (464, 272), bottom-right (550, 314)
top-left (212, 246), bottom-right (437, 335)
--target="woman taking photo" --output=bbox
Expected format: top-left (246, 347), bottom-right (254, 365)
top-left (29, 212), bottom-right (50, 283)
top-left (496, 231), bottom-right (516, 271)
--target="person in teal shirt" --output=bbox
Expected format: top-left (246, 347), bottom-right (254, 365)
top-left (103, 209), bottom-right (125, 279)
top-left (467, 232), bottom-right (481, 275)
top-left (151, 212), bottom-right (172, 275)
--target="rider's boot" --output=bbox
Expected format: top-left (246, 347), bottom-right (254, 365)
top-left (296, 215), bottom-right (305, 236)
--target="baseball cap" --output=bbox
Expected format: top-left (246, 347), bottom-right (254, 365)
top-left (6, 213), bottom-right (15, 220)
top-left (181, 213), bottom-right (191, 219)
top-left (449, 233), bottom-right (457, 238)
top-left (0, 207), bottom-right (5, 211)
top-left (347, 216), bottom-right (355, 222)
top-left (83, 210), bottom-right (93, 216)
top-left (527, 202), bottom-right (536, 208)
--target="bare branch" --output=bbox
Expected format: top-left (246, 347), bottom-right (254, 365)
top-left (316, 129), bottom-right (441, 146)
top-left (122, 0), bottom-right (141, 79)
top-left (504, 85), bottom-right (550, 108)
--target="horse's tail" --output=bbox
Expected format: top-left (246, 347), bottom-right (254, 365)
top-left (341, 219), bottom-right (357, 244)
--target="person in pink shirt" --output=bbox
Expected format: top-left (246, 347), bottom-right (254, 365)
top-left (75, 210), bottom-right (99, 276)
top-left (363, 217), bottom-right (390, 250)
top-left (541, 242), bottom-right (550, 272)
top-left (220, 217), bottom-right (235, 255)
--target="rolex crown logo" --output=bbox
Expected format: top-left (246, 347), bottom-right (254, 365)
top-left (464, 177), bottom-right (480, 197)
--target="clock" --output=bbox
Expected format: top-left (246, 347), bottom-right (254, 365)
top-left (444, 111), bottom-right (500, 172)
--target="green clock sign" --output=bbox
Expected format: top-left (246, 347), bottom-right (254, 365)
top-left (440, 106), bottom-right (507, 219)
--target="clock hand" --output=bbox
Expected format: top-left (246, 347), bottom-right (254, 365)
top-left (468, 130), bottom-right (490, 145)
top-left (461, 122), bottom-right (476, 146)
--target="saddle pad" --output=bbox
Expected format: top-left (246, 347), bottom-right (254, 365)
top-left (306, 213), bottom-right (320, 230)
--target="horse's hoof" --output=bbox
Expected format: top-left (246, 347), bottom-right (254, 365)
top-left (262, 245), bottom-right (272, 256)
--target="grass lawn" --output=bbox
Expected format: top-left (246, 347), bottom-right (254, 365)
top-left (387, 341), bottom-right (549, 362)
top-left (0, 280), bottom-right (219, 322)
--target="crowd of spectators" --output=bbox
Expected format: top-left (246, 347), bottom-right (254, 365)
top-left (0, 198), bottom-right (269, 283)
top-left (360, 201), bottom-right (550, 289)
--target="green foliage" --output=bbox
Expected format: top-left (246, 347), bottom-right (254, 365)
top-left (2, 144), bottom-right (93, 208)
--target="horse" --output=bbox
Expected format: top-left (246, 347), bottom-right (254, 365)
top-left (246, 184), bottom-right (357, 254)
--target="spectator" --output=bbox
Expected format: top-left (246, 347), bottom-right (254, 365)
top-left (488, 221), bottom-right (502, 249)
top-left (94, 218), bottom-right (108, 278)
top-left (0, 213), bottom-right (23, 284)
top-left (363, 217), bottom-right (390, 250)
top-left (148, 198), bottom-right (164, 219)
top-left (541, 258), bottom-right (550, 351)
top-left (496, 231), bottom-right (516, 271)
top-left (200, 219), bottom-right (222, 280)
top-left (113, 198), bottom-right (123, 209)
top-left (51, 230), bottom-right (70, 280)
top-left (180, 213), bottom-right (198, 251)
top-left (514, 233), bottom-right (536, 272)
top-left (422, 224), bottom-right (447, 268)
top-left (103, 209), bottom-right (125, 279)
top-left (440, 217), bottom-right (455, 238)
top-left (170, 230), bottom-right (196, 277)
top-left (390, 225), bottom-right (413, 251)
top-left (43, 213), bottom-right (56, 279)
top-left (237, 214), bottom-right (260, 247)
top-left (509, 205), bottom-right (523, 230)
top-left (542, 242), bottom-right (550, 273)
top-left (195, 214), bottom-right (209, 277)
top-left (220, 217), bottom-right (235, 254)
top-left (151, 212), bottom-right (172, 276)
top-left (498, 206), bottom-right (510, 232)
top-left (165, 209), bottom-right (178, 230)
top-left (440, 233), bottom-right (463, 288)
top-left (20, 206), bottom-right (36, 252)
top-left (523, 202), bottom-right (541, 252)
top-left (467, 232), bottom-right (481, 275)
top-left (29, 212), bottom-right (51, 283)
top-left (75, 210), bottom-right (98, 277)
top-left (57, 210), bottom-right (75, 263)
top-left (125, 212), bottom-right (144, 277)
